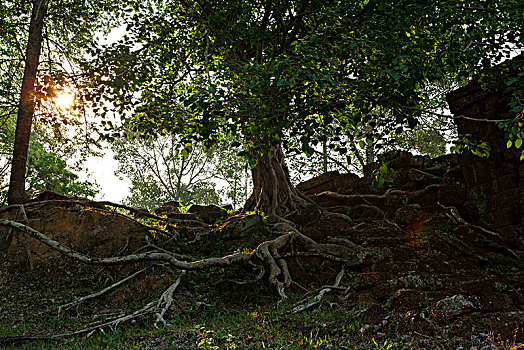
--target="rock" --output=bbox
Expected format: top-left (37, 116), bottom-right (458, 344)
top-left (154, 201), bottom-right (181, 216)
top-left (348, 204), bottom-right (385, 221)
top-left (408, 184), bottom-right (439, 208)
top-left (219, 214), bottom-right (264, 240)
top-left (397, 273), bottom-right (433, 289)
top-left (297, 171), bottom-right (363, 195)
top-left (166, 212), bottom-right (198, 221)
top-left (434, 295), bottom-right (474, 319)
top-left (384, 190), bottom-right (408, 216)
top-left (309, 191), bottom-right (371, 208)
top-left (188, 204), bottom-right (228, 223)
top-left (408, 168), bottom-right (428, 183)
top-left (394, 204), bottom-right (422, 225)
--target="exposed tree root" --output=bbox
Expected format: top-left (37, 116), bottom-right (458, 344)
top-left (19, 206), bottom-right (33, 271)
top-left (0, 296), bottom-right (160, 345)
top-left (0, 201), bottom-right (383, 344)
top-left (0, 219), bottom-right (251, 269)
top-left (437, 202), bottom-right (521, 260)
top-left (154, 274), bottom-right (184, 328)
top-left (291, 268), bottom-right (345, 313)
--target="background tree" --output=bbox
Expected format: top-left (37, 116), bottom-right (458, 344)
top-left (0, 113), bottom-right (99, 206)
top-left (112, 132), bottom-right (250, 211)
top-left (2, 0), bottom-right (121, 204)
top-left (85, 0), bottom-right (523, 216)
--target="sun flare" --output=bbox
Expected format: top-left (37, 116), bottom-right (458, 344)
top-left (54, 90), bottom-right (75, 110)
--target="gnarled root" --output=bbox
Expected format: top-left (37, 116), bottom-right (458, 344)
top-left (0, 210), bottom-right (383, 344)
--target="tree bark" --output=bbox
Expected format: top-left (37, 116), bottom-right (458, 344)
top-left (7, 0), bottom-right (48, 204)
top-left (244, 145), bottom-right (311, 217)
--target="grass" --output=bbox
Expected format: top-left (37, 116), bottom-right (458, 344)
top-left (1, 266), bottom-right (418, 350)
top-left (2, 301), bottom-right (419, 350)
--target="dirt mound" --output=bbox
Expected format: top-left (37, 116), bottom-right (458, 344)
top-left (1, 202), bottom-right (149, 269)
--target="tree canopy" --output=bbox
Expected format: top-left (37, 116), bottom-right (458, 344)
top-left (83, 0), bottom-right (522, 213)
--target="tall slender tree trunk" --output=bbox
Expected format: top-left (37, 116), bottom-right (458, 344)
top-left (244, 145), bottom-right (311, 217)
top-left (7, 0), bottom-right (48, 204)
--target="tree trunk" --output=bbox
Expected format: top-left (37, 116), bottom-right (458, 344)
top-left (244, 145), bottom-right (311, 217)
top-left (7, 0), bottom-right (48, 204)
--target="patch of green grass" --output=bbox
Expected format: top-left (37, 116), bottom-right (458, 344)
top-left (2, 294), bottom-right (419, 350)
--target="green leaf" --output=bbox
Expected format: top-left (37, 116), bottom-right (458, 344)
top-left (515, 138), bottom-right (523, 149)
top-left (391, 73), bottom-right (401, 81)
top-left (248, 157), bottom-right (258, 169)
top-left (506, 140), bottom-right (512, 148)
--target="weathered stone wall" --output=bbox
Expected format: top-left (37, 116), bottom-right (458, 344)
top-left (446, 80), bottom-right (524, 249)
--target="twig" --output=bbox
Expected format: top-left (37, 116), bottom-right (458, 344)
top-left (145, 236), bottom-right (192, 261)
top-left (19, 205), bottom-right (33, 271)
top-left (312, 149), bottom-right (351, 173)
top-left (58, 268), bottom-right (149, 314)
top-left (0, 300), bottom-right (157, 345)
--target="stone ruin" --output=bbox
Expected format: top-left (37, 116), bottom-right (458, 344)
top-left (447, 74), bottom-right (523, 250)
top-left (297, 65), bottom-right (523, 250)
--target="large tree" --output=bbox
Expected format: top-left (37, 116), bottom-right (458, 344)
top-left (6, 0), bottom-right (48, 204)
top-left (85, 0), bottom-right (522, 216)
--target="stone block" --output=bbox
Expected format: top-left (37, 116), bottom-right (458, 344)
top-left (519, 164), bottom-right (524, 178)
top-left (493, 173), bottom-right (518, 193)
top-left (408, 184), bottom-right (439, 208)
top-left (348, 204), bottom-right (385, 221)
top-left (461, 164), bottom-right (478, 187)
top-left (493, 189), bottom-right (518, 211)
top-left (296, 171), bottom-right (363, 196)
top-left (438, 167), bottom-right (467, 206)
top-left (394, 204), bottom-right (422, 225)
top-left (465, 185), bottom-right (491, 215)
top-left (492, 208), bottom-right (513, 228)
top-left (503, 147), bottom-right (521, 161)
top-left (474, 161), bottom-right (493, 181)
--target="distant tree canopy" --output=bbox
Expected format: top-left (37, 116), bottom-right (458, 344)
top-left (84, 0), bottom-right (522, 215)
top-left (112, 132), bottom-right (249, 211)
